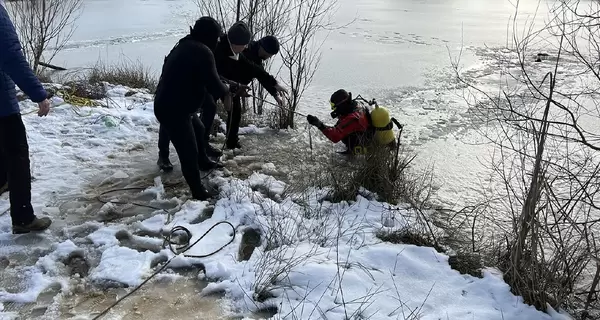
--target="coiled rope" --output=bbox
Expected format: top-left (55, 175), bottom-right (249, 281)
top-left (88, 182), bottom-right (236, 319)
top-left (91, 215), bottom-right (235, 320)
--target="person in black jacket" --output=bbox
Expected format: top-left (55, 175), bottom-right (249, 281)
top-left (212, 22), bottom-right (288, 149)
top-left (154, 16), bottom-right (233, 200)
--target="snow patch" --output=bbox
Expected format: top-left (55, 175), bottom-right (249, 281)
top-left (90, 246), bottom-right (158, 287)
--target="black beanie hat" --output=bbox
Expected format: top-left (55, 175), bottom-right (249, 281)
top-left (259, 35), bottom-right (280, 55)
top-left (227, 21), bottom-right (252, 46)
top-left (190, 16), bottom-right (222, 50)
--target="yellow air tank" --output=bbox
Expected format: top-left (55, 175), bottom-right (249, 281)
top-left (370, 105), bottom-right (395, 145)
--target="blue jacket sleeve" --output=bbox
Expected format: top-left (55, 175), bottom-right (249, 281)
top-left (0, 6), bottom-right (47, 103)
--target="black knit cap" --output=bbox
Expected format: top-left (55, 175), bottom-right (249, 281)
top-left (190, 16), bottom-right (222, 50)
top-left (330, 89), bottom-right (351, 107)
top-left (259, 35), bottom-right (280, 55)
top-left (228, 21), bottom-right (252, 46)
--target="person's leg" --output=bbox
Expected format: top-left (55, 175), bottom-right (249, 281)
top-left (0, 114), bottom-right (51, 234)
top-left (225, 96), bottom-right (242, 149)
top-left (157, 124), bottom-right (173, 171)
top-left (200, 95), bottom-right (217, 141)
top-left (191, 113), bottom-right (223, 170)
top-left (199, 96), bottom-right (223, 157)
top-left (160, 115), bottom-right (209, 200)
top-left (0, 147), bottom-right (7, 195)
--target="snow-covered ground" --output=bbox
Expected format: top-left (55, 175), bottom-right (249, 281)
top-left (0, 84), bottom-right (573, 319)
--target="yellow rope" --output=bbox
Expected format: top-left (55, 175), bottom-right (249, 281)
top-left (22, 88), bottom-right (100, 117)
top-left (58, 89), bottom-right (101, 107)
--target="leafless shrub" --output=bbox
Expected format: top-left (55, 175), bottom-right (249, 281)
top-left (6, 0), bottom-right (83, 74)
top-left (448, 0), bottom-right (600, 316)
top-left (250, 193), bottom-right (385, 318)
top-left (277, 0), bottom-right (339, 129)
top-left (196, 0), bottom-right (346, 129)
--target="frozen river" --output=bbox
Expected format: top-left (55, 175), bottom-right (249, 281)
top-left (21, 0), bottom-right (555, 207)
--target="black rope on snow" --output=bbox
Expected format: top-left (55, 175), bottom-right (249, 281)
top-left (91, 219), bottom-right (236, 320)
top-left (89, 160), bottom-right (237, 319)
top-left (163, 221), bottom-right (236, 258)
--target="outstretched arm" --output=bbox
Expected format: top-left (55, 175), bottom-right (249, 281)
top-left (239, 54), bottom-right (278, 97)
top-left (0, 5), bottom-right (47, 103)
top-left (321, 115), bottom-right (363, 143)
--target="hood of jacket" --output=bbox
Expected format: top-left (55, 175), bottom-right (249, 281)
top-left (189, 17), bottom-right (223, 51)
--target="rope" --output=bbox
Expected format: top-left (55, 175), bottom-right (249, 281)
top-left (96, 186), bottom-right (170, 213)
top-left (250, 95), bottom-right (307, 117)
top-left (308, 123), bottom-right (314, 160)
top-left (22, 88), bottom-right (101, 117)
top-left (58, 89), bottom-right (102, 107)
top-left (162, 221), bottom-right (235, 258)
top-left (90, 187), bottom-right (236, 320)
top-left (91, 222), bottom-right (235, 320)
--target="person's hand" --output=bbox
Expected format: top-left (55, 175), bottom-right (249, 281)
top-left (274, 83), bottom-right (288, 95)
top-left (223, 94), bottom-right (233, 112)
top-left (37, 99), bottom-right (51, 117)
top-left (306, 114), bottom-right (324, 129)
top-left (274, 95), bottom-right (284, 106)
top-left (236, 84), bottom-right (251, 97)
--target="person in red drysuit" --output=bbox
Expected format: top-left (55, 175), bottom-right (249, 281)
top-left (306, 89), bottom-right (374, 155)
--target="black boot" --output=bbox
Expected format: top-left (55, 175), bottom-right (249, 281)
top-left (198, 159), bottom-right (224, 171)
top-left (191, 186), bottom-right (211, 201)
top-left (157, 156), bottom-right (174, 172)
top-left (206, 144), bottom-right (223, 158)
top-left (0, 180), bottom-right (6, 196)
top-left (0, 169), bottom-right (6, 196)
top-left (225, 140), bottom-right (242, 150)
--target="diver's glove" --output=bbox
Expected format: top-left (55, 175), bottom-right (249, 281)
top-left (307, 115), bottom-right (325, 130)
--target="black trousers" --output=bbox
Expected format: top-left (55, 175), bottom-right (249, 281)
top-left (155, 112), bottom-right (207, 199)
top-left (158, 96), bottom-right (217, 158)
top-left (201, 95), bottom-right (218, 141)
top-left (225, 96), bottom-right (242, 146)
top-left (158, 113), bottom-right (212, 164)
top-left (0, 113), bottom-right (35, 226)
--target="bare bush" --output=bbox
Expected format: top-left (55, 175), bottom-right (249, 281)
top-left (277, 0), bottom-right (338, 129)
top-left (286, 136), bottom-right (428, 206)
top-left (6, 0), bottom-right (83, 74)
top-left (449, 0), bottom-right (600, 316)
top-left (196, 0), bottom-right (342, 129)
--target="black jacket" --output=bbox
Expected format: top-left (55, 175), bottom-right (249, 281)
top-left (154, 35), bottom-right (229, 117)
top-left (241, 41), bottom-right (262, 69)
top-left (213, 35), bottom-right (278, 97)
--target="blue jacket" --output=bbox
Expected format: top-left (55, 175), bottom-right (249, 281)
top-left (0, 5), bottom-right (47, 117)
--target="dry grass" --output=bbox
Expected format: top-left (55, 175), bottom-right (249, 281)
top-left (314, 142), bottom-right (418, 204)
top-left (87, 59), bottom-right (157, 93)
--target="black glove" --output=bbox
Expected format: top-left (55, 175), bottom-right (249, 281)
top-left (307, 115), bottom-right (324, 129)
top-left (228, 82), bottom-right (238, 94)
top-left (229, 82), bottom-right (250, 97)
